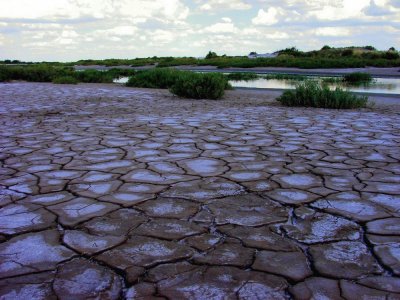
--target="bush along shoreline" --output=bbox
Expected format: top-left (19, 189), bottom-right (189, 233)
top-left (126, 68), bottom-right (230, 99)
top-left (0, 65), bottom-right (137, 84)
top-left (277, 80), bottom-right (369, 109)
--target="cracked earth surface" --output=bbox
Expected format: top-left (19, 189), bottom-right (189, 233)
top-left (0, 82), bottom-right (400, 299)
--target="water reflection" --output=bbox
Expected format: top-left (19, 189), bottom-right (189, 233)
top-left (114, 75), bottom-right (400, 95)
top-left (230, 77), bottom-right (400, 95)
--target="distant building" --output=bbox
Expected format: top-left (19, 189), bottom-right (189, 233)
top-left (248, 52), bottom-right (278, 59)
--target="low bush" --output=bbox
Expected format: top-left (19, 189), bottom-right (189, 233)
top-left (0, 66), bottom-right (11, 82)
top-left (0, 65), bottom-right (74, 82)
top-left (52, 76), bottom-right (79, 84)
top-left (263, 74), bottom-right (307, 81)
top-left (343, 72), bottom-right (372, 83)
top-left (126, 68), bottom-right (180, 88)
top-left (170, 72), bottom-right (227, 99)
top-left (225, 72), bottom-right (259, 81)
top-left (277, 80), bottom-right (368, 109)
top-left (73, 70), bottom-right (114, 83)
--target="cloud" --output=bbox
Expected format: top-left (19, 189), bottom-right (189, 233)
top-left (0, 0), bottom-right (190, 23)
top-left (203, 18), bottom-right (238, 33)
top-left (314, 27), bottom-right (351, 36)
top-left (252, 8), bottom-right (281, 26)
top-left (197, 0), bottom-right (251, 11)
top-left (309, 0), bottom-right (371, 20)
top-left (0, 0), bottom-right (399, 61)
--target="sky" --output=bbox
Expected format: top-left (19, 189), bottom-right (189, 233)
top-left (0, 0), bottom-right (399, 61)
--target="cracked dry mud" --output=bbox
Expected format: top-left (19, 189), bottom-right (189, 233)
top-left (0, 82), bottom-right (400, 299)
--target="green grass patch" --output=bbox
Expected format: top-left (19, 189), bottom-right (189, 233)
top-left (52, 76), bottom-right (79, 84)
top-left (73, 70), bottom-right (114, 83)
top-left (126, 68), bottom-right (229, 99)
top-left (263, 74), bottom-right (307, 80)
top-left (277, 80), bottom-right (368, 109)
top-left (126, 68), bottom-right (180, 88)
top-left (343, 72), bottom-right (373, 83)
top-left (0, 65), bottom-right (139, 83)
top-left (170, 72), bottom-right (227, 99)
top-left (225, 72), bottom-right (260, 81)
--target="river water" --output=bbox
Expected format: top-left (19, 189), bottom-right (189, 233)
top-left (114, 76), bottom-right (400, 95)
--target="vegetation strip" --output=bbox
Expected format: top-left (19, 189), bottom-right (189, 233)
top-left (277, 80), bottom-right (369, 109)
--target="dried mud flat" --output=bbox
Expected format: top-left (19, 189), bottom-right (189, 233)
top-left (0, 82), bottom-right (400, 299)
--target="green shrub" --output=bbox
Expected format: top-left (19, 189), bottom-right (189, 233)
top-left (341, 49), bottom-right (354, 57)
top-left (263, 74), bottom-right (307, 80)
top-left (343, 72), bottom-right (372, 83)
top-left (205, 51), bottom-right (218, 59)
top-left (126, 68), bottom-right (181, 88)
top-left (225, 72), bottom-right (259, 81)
top-left (0, 66), bottom-right (11, 82)
top-left (73, 70), bottom-right (114, 83)
top-left (382, 51), bottom-right (400, 60)
top-left (0, 65), bottom-right (74, 82)
top-left (53, 76), bottom-right (79, 84)
top-left (170, 72), bottom-right (227, 99)
top-left (277, 80), bottom-right (368, 109)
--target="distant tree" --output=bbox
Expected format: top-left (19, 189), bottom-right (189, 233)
top-left (205, 51), bottom-right (218, 59)
top-left (389, 47), bottom-right (396, 51)
top-left (364, 46), bottom-right (376, 51)
top-left (249, 51), bottom-right (257, 56)
top-left (341, 49), bottom-right (353, 57)
top-left (383, 51), bottom-right (400, 60)
top-left (321, 45), bottom-right (331, 50)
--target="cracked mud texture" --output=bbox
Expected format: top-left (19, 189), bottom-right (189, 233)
top-left (0, 82), bottom-right (399, 299)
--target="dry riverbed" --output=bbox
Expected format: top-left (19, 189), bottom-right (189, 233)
top-left (0, 82), bottom-right (400, 299)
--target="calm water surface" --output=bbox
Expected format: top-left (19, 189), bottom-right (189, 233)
top-left (114, 76), bottom-right (400, 95)
top-left (230, 77), bottom-right (400, 95)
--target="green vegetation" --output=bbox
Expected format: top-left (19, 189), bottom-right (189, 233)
top-left (0, 65), bottom-right (136, 83)
top-left (343, 72), bottom-right (373, 83)
top-left (126, 68), bottom-right (180, 88)
top-left (0, 65), bottom-right (73, 82)
top-left (321, 77), bottom-right (343, 84)
top-left (205, 51), bottom-right (218, 59)
top-left (52, 76), bottom-right (79, 84)
top-left (3, 46), bottom-right (398, 70)
top-left (74, 70), bottom-right (114, 83)
top-left (170, 72), bottom-right (227, 99)
top-left (263, 74), bottom-right (307, 81)
top-left (225, 72), bottom-right (259, 81)
top-left (125, 68), bottom-right (229, 99)
top-left (277, 81), bottom-right (368, 109)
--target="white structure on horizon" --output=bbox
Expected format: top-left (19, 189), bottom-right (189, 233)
top-left (248, 52), bottom-right (278, 59)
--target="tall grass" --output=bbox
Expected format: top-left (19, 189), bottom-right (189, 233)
top-left (0, 65), bottom-right (136, 83)
top-left (170, 72), bottom-right (227, 99)
top-left (126, 68), bottom-right (180, 88)
top-left (277, 81), bottom-right (368, 109)
top-left (343, 72), bottom-right (373, 83)
top-left (263, 74), bottom-right (307, 80)
top-left (126, 68), bottom-right (229, 99)
top-left (225, 72), bottom-right (260, 81)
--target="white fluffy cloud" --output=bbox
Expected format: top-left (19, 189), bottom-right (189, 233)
top-left (0, 0), bottom-right (399, 61)
top-left (0, 0), bottom-right (189, 22)
top-left (203, 18), bottom-right (238, 33)
top-left (311, 0), bottom-right (371, 20)
top-left (314, 27), bottom-right (351, 36)
top-left (252, 8), bottom-right (281, 26)
top-left (197, 0), bottom-right (251, 11)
